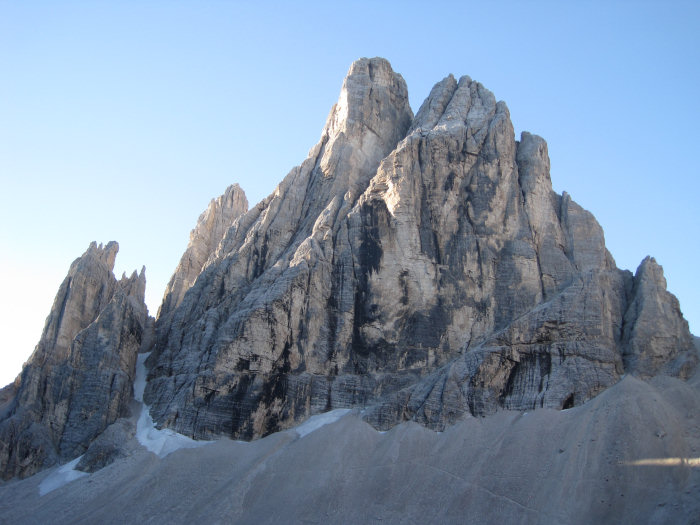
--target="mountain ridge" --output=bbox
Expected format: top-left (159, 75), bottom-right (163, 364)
top-left (0, 58), bottom-right (696, 487)
top-left (142, 57), bottom-right (696, 441)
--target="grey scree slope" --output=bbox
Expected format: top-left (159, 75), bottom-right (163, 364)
top-left (1, 369), bottom-right (699, 524)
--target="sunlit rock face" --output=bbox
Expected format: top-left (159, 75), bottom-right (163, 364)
top-left (0, 242), bottom-right (151, 479)
top-left (158, 183), bottom-right (249, 319)
top-left (146, 58), bottom-right (697, 440)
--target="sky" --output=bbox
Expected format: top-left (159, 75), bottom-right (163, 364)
top-left (1, 1), bottom-right (699, 387)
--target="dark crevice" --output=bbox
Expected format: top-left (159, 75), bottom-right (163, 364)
top-left (562, 393), bottom-right (575, 410)
top-left (52, 278), bottom-right (73, 348)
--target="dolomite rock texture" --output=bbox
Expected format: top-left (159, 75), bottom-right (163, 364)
top-left (0, 242), bottom-right (151, 479)
top-left (159, 183), bottom-right (248, 318)
top-left (143, 58), bottom-right (696, 440)
top-left (622, 256), bottom-right (697, 378)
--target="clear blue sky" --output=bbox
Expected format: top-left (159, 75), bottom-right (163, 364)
top-left (1, 1), bottom-right (699, 386)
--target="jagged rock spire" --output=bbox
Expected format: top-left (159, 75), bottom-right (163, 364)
top-left (3, 58), bottom-right (694, 483)
top-left (146, 57), bottom-right (414, 438)
top-left (159, 184), bottom-right (248, 318)
top-left (623, 256), bottom-right (697, 378)
top-left (0, 242), bottom-right (151, 479)
top-left (143, 58), bottom-right (697, 442)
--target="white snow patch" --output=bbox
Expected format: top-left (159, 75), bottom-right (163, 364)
top-left (39, 456), bottom-right (88, 496)
top-left (294, 409), bottom-right (352, 438)
top-left (136, 403), bottom-right (211, 458)
top-left (133, 352), bottom-right (150, 402)
top-left (134, 352), bottom-right (211, 458)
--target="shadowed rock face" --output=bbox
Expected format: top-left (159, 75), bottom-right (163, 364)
top-left (145, 58), bottom-right (696, 440)
top-left (0, 242), bottom-right (151, 479)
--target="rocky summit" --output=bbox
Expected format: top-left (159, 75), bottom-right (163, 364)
top-left (0, 57), bottom-right (698, 523)
top-left (144, 57), bottom-right (695, 440)
top-left (0, 242), bottom-right (151, 479)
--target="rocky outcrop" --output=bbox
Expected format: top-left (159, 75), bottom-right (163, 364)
top-left (0, 242), bottom-right (151, 479)
top-left (0, 58), bottom-right (695, 484)
top-left (0, 57), bottom-right (693, 489)
top-left (159, 184), bottom-right (248, 318)
top-left (145, 58), bottom-right (696, 442)
top-left (622, 256), bottom-right (697, 378)
top-left (146, 57), bottom-right (415, 439)
top-left (76, 417), bottom-right (137, 473)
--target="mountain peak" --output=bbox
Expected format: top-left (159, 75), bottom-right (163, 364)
top-left (0, 59), bottom-right (696, 491)
top-left (158, 183), bottom-right (248, 318)
top-left (0, 241), bottom-right (151, 479)
top-left (322, 57), bottom-right (412, 148)
top-left (85, 240), bottom-right (119, 272)
top-left (141, 58), bottom-right (696, 443)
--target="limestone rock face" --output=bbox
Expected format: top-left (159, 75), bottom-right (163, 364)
top-left (76, 417), bottom-right (137, 473)
top-left (146, 57), bottom-right (415, 438)
top-left (159, 184), bottom-right (248, 318)
top-left (622, 256), bottom-right (697, 378)
top-left (144, 58), bottom-right (696, 441)
top-left (0, 242), bottom-right (151, 479)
